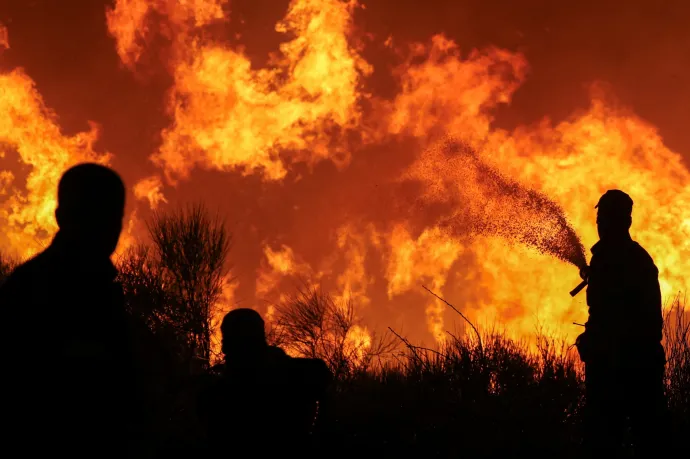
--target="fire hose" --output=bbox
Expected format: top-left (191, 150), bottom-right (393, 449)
top-left (569, 265), bottom-right (590, 297)
top-left (569, 279), bottom-right (587, 297)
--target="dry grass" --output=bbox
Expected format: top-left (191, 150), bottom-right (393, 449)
top-left (289, 291), bottom-right (688, 457)
top-left (663, 295), bottom-right (690, 435)
top-left (0, 252), bottom-right (17, 284)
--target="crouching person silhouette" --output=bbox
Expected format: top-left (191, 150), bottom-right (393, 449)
top-left (197, 308), bottom-right (332, 456)
top-left (0, 164), bottom-right (143, 456)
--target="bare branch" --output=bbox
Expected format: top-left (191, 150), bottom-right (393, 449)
top-left (422, 285), bottom-right (483, 353)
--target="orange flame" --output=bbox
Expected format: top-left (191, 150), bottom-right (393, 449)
top-left (0, 67), bottom-right (111, 258)
top-left (109, 0), bottom-right (371, 187)
top-left (3, 4), bottom-right (689, 355)
top-left (378, 36), bottom-right (690, 343)
top-left (0, 25), bottom-right (138, 260)
top-left (106, 0), bottom-right (228, 70)
top-left (385, 35), bottom-right (529, 142)
top-left (108, 3), bottom-right (690, 349)
top-left (385, 224), bottom-right (464, 343)
top-left (133, 175), bottom-right (168, 210)
top-left (210, 274), bottom-right (240, 363)
top-left (256, 243), bottom-right (320, 302)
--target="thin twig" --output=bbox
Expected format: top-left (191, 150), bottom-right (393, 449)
top-left (446, 330), bottom-right (460, 342)
top-left (388, 327), bottom-right (420, 357)
top-left (422, 285), bottom-right (483, 353)
top-left (387, 326), bottom-right (440, 369)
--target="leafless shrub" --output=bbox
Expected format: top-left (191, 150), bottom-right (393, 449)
top-left (117, 203), bottom-right (232, 371)
top-left (270, 287), bottom-right (397, 380)
top-left (117, 244), bottom-right (190, 359)
top-left (147, 203), bottom-right (232, 368)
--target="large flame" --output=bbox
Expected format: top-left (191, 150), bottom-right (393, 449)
top-left (108, 0), bottom-right (370, 191)
top-left (2, 2), bottom-right (689, 354)
top-left (372, 34), bottom-right (690, 340)
top-left (106, 0), bottom-right (228, 71)
top-left (0, 25), bottom-right (136, 260)
top-left (0, 68), bottom-right (110, 258)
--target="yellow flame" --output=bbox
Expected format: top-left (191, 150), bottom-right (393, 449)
top-left (0, 66), bottom-right (111, 259)
top-left (210, 275), bottom-right (240, 362)
top-left (385, 224), bottom-right (463, 343)
top-left (380, 35), bottom-right (690, 345)
top-left (134, 176), bottom-right (168, 209)
top-left (344, 324), bottom-right (372, 364)
top-left (106, 0), bottom-right (228, 69)
top-left (109, 0), bottom-right (370, 188)
top-left (5, 3), bottom-right (690, 355)
top-left (256, 243), bottom-right (320, 302)
top-left (333, 223), bottom-right (376, 307)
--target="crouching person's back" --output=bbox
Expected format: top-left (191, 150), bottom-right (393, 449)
top-left (197, 309), bottom-right (332, 456)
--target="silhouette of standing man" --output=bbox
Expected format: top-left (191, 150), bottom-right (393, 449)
top-left (197, 308), bottom-right (332, 457)
top-left (577, 190), bottom-right (667, 457)
top-left (0, 164), bottom-right (142, 456)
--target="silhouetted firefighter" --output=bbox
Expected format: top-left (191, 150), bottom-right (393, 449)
top-left (197, 308), bottom-right (332, 456)
top-left (576, 190), bottom-right (667, 457)
top-left (0, 164), bottom-right (146, 456)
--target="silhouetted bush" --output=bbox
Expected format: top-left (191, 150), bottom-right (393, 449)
top-left (315, 328), bottom-right (584, 458)
top-left (269, 288), bottom-right (397, 379)
top-left (309, 295), bottom-right (689, 457)
top-left (148, 203), bottom-right (232, 368)
top-left (117, 203), bottom-right (232, 371)
top-left (115, 204), bottom-right (232, 453)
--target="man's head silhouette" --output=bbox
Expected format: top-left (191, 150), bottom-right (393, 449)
top-left (55, 163), bottom-right (125, 257)
top-left (596, 189), bottom-right (633, 241)
top-left (220, 308), bottom-right (267, 359)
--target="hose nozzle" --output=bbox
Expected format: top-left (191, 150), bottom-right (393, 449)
top-left (569, 280), bottom-right (587, 297)
top-left (570, 265), bottom-right (590, 297)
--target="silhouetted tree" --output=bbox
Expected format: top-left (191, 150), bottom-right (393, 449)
top-left (148, 203), bottom-right (231, 371)
top-left (118, 245), bottom-right (189, 358)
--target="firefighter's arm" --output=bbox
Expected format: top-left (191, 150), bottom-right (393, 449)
top-left (585, 255), bottom-right (627, 335)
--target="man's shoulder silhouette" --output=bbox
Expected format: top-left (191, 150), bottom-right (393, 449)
top-left (591, 237), bottom-right (657, 277)
top-left (1, 249), bottom-right (50, 291)
top-left (629, 240), bottom-right (658, 272)
top-left (0, 249), bottom-right (66, 335)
